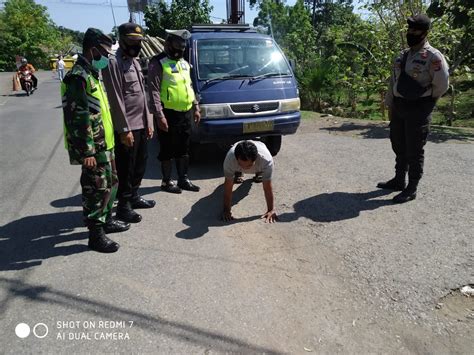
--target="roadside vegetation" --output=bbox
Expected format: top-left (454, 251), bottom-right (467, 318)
top-left (1, 0), bottom-right (472, 127)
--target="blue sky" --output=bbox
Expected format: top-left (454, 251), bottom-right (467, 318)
top-left (36, 0), bottom-right (297, 34)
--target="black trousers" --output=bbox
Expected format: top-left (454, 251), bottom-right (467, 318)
top-left (157, 109), bottom-right (193, 161)
top-left (31, 74), bottom-right (38, 88)
top-left (390, 97), bottom-right (436, 182)
top-left (114, 129), bottom-right (148, 202)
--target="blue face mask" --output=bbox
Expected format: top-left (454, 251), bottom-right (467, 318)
top-left (92, 55), bottom-right (109, 70)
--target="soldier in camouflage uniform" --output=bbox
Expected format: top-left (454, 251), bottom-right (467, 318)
top-left (61, 28), bottom-right (129, 253)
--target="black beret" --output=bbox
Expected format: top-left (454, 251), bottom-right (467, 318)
top-left (407, 14), bottom-right (431, 30)
top-left (83, 28), bottom-right (114, 52)
top-left (118, 22), bottom-right (144, 40)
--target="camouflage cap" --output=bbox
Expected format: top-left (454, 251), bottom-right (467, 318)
top-left (118, 22), bottom-right (144, 40)
top-left (83, 28), bottom-right (114, 53)
top-left (165, 29), bottom-right (191, 40)
top-left (407, 14), bottom-right (431, 31)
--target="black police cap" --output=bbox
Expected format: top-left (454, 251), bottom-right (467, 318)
top-left (118, 22), bottom-right (144, 40)
top-left (407, 14), bottom-right (431, 31)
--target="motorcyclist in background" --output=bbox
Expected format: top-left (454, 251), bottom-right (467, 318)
top-left (18, 58), bottom-right (38, 90)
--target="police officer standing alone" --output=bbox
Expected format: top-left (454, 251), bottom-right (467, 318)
top-left (102, 23), bottom-right (155, 224)
top-left (148, 29), bottom-right (201, 194)
top-left (379, 14), bottom-right (449, 203)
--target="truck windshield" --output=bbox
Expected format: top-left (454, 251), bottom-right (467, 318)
top-left (196, 38), bottom-right (292, 81)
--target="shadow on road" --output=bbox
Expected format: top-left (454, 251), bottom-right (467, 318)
top-left (0, 210), bottom-right (88, 271)
top-left (279, 189), bottom-right (393, 223)
top-left (0, 276), bottom-right (283, 354)
top-left (319, 122), bottom-right (474, 143)
top-left (176, 180), bottom-right (259, 240)
top-left (50, 194), bottom-right (82, 208)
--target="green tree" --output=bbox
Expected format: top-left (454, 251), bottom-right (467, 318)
top-left (144, 0), bottom-right (213, 38)
top-left (0, 0), bottom-right (71, 70)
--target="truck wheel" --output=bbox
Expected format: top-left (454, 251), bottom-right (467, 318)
top-left (264, 135), bottom-right (282, 156)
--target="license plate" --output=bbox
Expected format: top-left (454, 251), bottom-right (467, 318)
top-left (243, 121), bottom-right (274, 134)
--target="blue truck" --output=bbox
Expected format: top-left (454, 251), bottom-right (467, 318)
top-left (187, 24), bottom-right (301, 156)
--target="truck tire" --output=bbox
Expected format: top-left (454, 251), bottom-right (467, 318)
top-left (264, 135), bottom-right (282, 156)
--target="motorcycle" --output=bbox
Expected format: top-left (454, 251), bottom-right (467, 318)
top-left (18, 70), bottom-right (33, 96)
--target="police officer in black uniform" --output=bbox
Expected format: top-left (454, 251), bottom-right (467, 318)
top-left (378, 14), bottom-right (449, 203)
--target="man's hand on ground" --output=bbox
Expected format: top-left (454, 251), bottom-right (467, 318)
top-left (261, 210), bottom-right (278, 223)
top-left (221, 209), bottom-right (234, 222)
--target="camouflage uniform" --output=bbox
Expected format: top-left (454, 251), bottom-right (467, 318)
top-left (61, 55), bottom-right (118, 227)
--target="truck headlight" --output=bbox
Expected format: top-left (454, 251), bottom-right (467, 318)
top-left (280, 98), bottom-right (300, 113)
top-left (200, 104), bottom-right (229, 119)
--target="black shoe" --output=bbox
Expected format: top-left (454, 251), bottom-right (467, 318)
top-left (393, 189), bottom-right (417, 204)
top-left (88, 227), bottom-right (120, 253)
top-left (161, 180), bottom-right (182, 194)
top-left (104, 218), bottom-right (130, 234)
top-left (116, 207), bottom-right (142, 223)
top-left (178, 179), bottom-right (200, 192)
top-left (131, 196), bottom-right (156, 209)
top-left (377, 177), bottom-right (405, 191)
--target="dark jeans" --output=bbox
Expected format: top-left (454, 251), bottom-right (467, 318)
top-left (390, 97), bottom-right (436, 182)
top-left (157, 109), bottom-right (193, 161)
top-left (114, 129), bottom-right (148, 202)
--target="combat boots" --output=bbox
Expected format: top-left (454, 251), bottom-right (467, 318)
top-left (176, 156), bottom-right (200, 192)
top-left (161, 160), bottom-right (182, 194)
top-left (104, 217), bottom-right (130, 234)
top-left (377, 171), bottom-right (406, 191)
top-left (116, 200), bottom-right (142, 223)
top-left (88, 225), bottom-right (120, 253)
top-left (393, 180), bottom-right (418, 204)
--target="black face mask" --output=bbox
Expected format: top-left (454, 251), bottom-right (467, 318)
top-left (170, 49), bottom-right (184, 60)
top-left (406, 33), bottom-right (425, 47)
top-left (122, 42), bottom-right (142, 57)
top-left (167, 37), bottom-right (186, 60)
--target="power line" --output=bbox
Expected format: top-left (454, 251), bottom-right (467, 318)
top-left (37, 0), bottom-right (128, 8)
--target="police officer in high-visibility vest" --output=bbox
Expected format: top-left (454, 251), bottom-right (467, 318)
top-left (379, 14), bottom-right (449, 203)
top-left (61, 28), bottom-right (129, 253)
top-left (148, 29), bottom-right (201, 193)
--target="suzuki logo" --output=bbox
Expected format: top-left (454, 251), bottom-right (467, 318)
top-left (251, 104), bottom-right (260, 112)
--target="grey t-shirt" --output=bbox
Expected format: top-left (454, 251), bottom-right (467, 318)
top-left (223, 140), bottom-right (274, 181)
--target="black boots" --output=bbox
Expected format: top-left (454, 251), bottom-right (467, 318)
top-left (104, 218), bottom-right (130, 234)
top-left (161, 160), bottom-right (182, 193)
top-left (131, 196), bottom-right (156, 209)
top-left (176, 157), bottom-right (200, 192)
top-left (160, 158), bottom-right (199, 193)
top-left (377, 172), bottom-right (406, 191)
top-left (116, 200), bottom-right (142, 223)
top-left (88, 225), bottom-right (120, 253)
top-left (393, 180), bottom-right (418, 204)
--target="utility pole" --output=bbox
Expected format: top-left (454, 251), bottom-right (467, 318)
top-left (109, 0), bottom-right (117, 28)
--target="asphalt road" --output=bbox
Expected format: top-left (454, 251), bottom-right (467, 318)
top-left (0, 71), bottom-right (472, 354)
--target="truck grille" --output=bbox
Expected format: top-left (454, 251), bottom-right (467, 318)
top-left (230, 101), bottom-right (279, 114)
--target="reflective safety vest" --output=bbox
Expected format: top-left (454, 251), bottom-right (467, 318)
top-left (61, 62), bottom-right (114, 164)
top-left (160, 57), bottom-right (195, 112)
